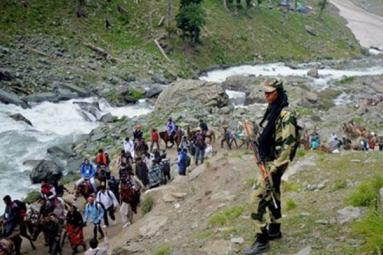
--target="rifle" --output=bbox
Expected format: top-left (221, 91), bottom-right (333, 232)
top-left (243, 120), bottom-right (278, 209)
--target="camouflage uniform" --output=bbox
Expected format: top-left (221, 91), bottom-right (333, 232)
top-left (250, 108), bottom-right (297, 234)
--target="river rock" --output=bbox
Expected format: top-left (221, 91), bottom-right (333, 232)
top-left (24, 92), bottom-right (58, 103)
top-left (144, 86), bottom-right (163, 98)
top-left (336, 206), bottom-right (363, 224)
top-left (58, 83), bottom-right (89, 97)
top-left (56, 88), bottom-right (79, 101)
top-left (30, 160), bottom-right (64, 184)
top-left (9, 113), bottom-right (33, 126)
top-left (307, 68), bottom-right (319, 78)
top-left (0, 68), bottom-right (14, 81)
top-left (151, 73), bottom-right (169, 84)
top-left (99, 113), bottom-right (117, 123)
top-left (47, 145), bottom-right (72, 159)
top-left (0, 89), bottom-right (29, 108)
top-left (73, 101), bottom-right (102, 121)
top-left (245, 86), bottom-right (266, 105)
top-left (155, 79), bottom-right (229, 111)
top-left (139, 216), bottom-right (168, 237)
top-left (221, 75), bottom-right (258, 92)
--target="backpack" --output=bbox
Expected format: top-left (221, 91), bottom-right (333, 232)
top-left (14, 200), bottom-right (27, 219)
top-left (288, 113), bottom-right (302, 161)
top-left (120, 182), bottom-right (135, 203)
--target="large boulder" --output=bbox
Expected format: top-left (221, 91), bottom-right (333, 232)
top-left (221, 75), bottom-right (258, 93)
top-left (73, 101), bottom-right (102, 121)
top-left (155, 79), bottom-right (229, 111)
top-left (9, 113), bottom-right (33, 126)
top-left (0, 68), bottom-right (14, 81)
top-left (30, 160), bottom-right (64, 184)
top-left (23, 92), bottom-right (58, 103)
top-left (245, 86), bottom-right (266, 105)
top-left (0, 89), bottom-right (29, 108)
top-left (47, 145), bottom-right (73, 160)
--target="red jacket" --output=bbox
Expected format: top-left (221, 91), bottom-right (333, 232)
top-left (151, 131), bottom-right (159, 142)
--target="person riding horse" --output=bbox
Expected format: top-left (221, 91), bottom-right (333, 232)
top-left (166, 118), bottom-right (176, 145)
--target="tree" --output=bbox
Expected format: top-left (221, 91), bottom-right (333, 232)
top-left (176, 2), bottom-right (206, 44)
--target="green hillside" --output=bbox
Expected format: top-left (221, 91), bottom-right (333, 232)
top-left (0, 0), bottom-right (362, 78)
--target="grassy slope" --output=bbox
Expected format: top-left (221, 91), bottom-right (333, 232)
top-left (0, 0), bottom-right (361, 78)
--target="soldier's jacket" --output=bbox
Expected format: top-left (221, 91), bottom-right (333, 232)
top-left (267, 108), bottom-right (297, 173)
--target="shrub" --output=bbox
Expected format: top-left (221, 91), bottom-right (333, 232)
top-left (347, 176), bottom-right (383, 207)
top-left (24, 191), bottom-right (41, 204)
top-left (141, 196), bottom-right (154, 215)
top-left (153, 244), bottom-right (172, 255)
top-left (285, 198), bottom-right (297, 211)
top-left (208, 206), bottom-right (244, 226)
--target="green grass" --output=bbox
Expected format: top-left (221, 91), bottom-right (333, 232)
top-left (347, 176), bottom-right (383, 207)
top-left (208, 205), bottom-right (245, 226)
top-left (153, 244), bottom-right (172, 255)
top-left (141, 195), bottom-right (155, 215)
top-left (0, 0), bottom-right (362, 79)
top-left (339, 76), bottom-right (356, 84)
top-left (61, 172), bottom-right (81, 185)
top-left (331, 179), bottom-right (348, 191)
top-left (282, 181), bottom-right (302, 193)
top-left (353, 210), bottom-right (383, 254)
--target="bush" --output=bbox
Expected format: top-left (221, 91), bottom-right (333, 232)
top-left (208, 206), bottom-right (244, 226)
top-left (347, 176), bottom-right (383, 207)
top-left (153, 244), bottom-right (172, 255)
top-left (141, 196), bottom-right (154, 215)
top-left (24, 191), bottom-right (41, 204)
top-left (285, 198), bottom-right (297, 211)
top-left (353, 210), bottom-right (383, 253)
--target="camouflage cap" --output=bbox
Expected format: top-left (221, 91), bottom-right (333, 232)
top-left (263, 79), bottom-right (283, 93)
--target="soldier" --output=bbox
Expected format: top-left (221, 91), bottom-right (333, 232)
top-left (244, 79), bottom-right (299, 255)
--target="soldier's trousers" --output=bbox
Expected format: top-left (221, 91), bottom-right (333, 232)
top-left (250, 164), bottom-right (288, 234)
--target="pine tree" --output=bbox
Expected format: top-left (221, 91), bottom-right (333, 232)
top-left (176, 0), bottom-right (205, 44)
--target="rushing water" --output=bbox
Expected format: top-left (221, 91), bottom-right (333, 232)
top-left (0, 98), bottom-right (151, 211)
top-left (200, 62), bottom-right (383, 90)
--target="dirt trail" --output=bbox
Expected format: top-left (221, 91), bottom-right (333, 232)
top-left (330, 0), bottom-right (383, 49)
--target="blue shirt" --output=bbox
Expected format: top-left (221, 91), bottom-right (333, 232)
top-left (81, 163), bottom-right (95, 179)
top-left (83, 202), bottom-right (104, 224)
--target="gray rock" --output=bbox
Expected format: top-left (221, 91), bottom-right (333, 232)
top-left (295, 245), bottom-right (312, 255)
top-left (30, 160), bottom-right (64, 184)
top-left (151, 73), bottom-right (169, 84)
top-left (221, 75), bottom-right (257, 92)
top-left (47, 145), bottom-right (72, 159)
top-left (113, 242), bottom-right (145, 254)
top-left (99, 113), bottom-right (116, 123)
top-left (0, 89), bottom-right (29, 108)
top-left (139, 216), bottom-right (168, 237)
top-left (59, 83), bottom-right (90, 97)
top-left (89, 128), bottom-right (107, 142)
top-left (24, 92), bottom-right (57, 103)
top-left (66, 157), bottom-right (84, 173)
top-left (155, 79), bottom-right (229, 112)
top-left (307, 68), bottom-right (319, 78)
top-left (0, 68), bottom-right (14, 81)
top-left (73, 101), bottom-right (102, 121)
top-left (230, 237), bottom-right (244, 244)
top-left (9, 113), bottom-right (32, 126)
top-left (337, 206), bottom-right (363, 224)
top-left (245, 86), bottom-right (266, 105)
top-left (0, 46), bottom-right (10, 54)
top-left (305, 25), bottom-right (317, 36)
top-left (144, 86), bottom-right (163, 98)
top-left (56, 88), bottom-right (79, 101)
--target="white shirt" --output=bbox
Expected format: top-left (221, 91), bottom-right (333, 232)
top-left (123, 140), bottom-right (135, 157)
top-left (96, 190), bottom-right (118, 209)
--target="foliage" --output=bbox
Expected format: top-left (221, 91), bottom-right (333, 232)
top-left (208, 206), bottom-right (244, 226)
top-left (141, 195), bottom-right (154, 215)
top-left (353, 210), bottom-right (383, 254)
top-left (24, 191), bottom-right (41, 204)
top-left (282, 181), bottom-right (301, 193)
top-left (347, 176), bottom-right (383, 207)
top-left (285, 198), bottom-right (297, 211)
top-left (153, 244), bottom-right (172, 255)
top-left (331, 179), bottom-right (347, 191)
top-left (176, 2), bottom-right (206, 43)
top-left (339, 76), bottom-right (356, 84)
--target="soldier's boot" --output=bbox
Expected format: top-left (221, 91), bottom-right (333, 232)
top-left (268, 223), bottom-right (282, 240)
top-left (243, 230), bottom-right (269, 255)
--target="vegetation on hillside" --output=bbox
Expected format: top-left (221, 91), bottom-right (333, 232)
top-left (0, 0), bottom-right (362, 78)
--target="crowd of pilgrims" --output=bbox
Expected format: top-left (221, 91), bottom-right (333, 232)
top-left (0, 118), bottom-right (211, 255)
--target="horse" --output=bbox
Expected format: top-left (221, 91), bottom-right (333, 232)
top-left (159, 130), bottom-right (182, 149)
top-left (186, 127), bottom-right (216, 144)
top-left (74, 180), bottom-right (94, 200)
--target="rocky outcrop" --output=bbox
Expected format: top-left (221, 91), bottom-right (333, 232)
top-left (155, 79), bottom-right (229, 111)
top-left (245, 86), bottom-right (266, 105)
top-left (9, 113), bottom-right (33, 126)
top-left (47, 145), bottom-right (73, 160)
top-left (221, 75), bottom-right (258, 93)
top-left (30, 160), bottom-right (64, 184)
top-left (73, 101), bottom-right (102, 121)
top-left (0, 68), bottom-right (14, 81)
top-left (0, 89), bottom-right (29, 108)
top-left (307, 68), bottom-right (319, 78)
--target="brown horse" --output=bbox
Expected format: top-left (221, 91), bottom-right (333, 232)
top-left (74, 180), bottom-right (94, 200)
top-left (186, 127), bottom-right (216, 144)
top-left (159, 130), bottom-right (182, 148)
